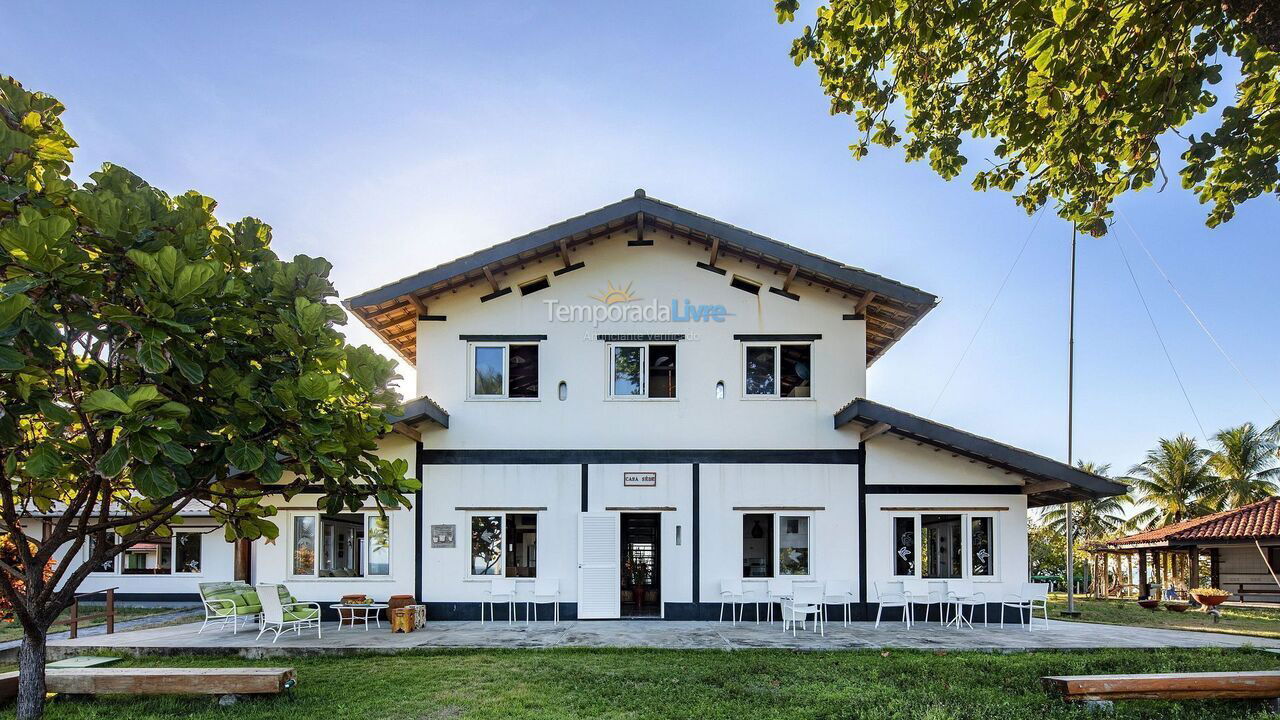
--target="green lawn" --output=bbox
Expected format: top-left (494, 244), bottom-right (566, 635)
top-left (26, 648), bottom-right (1280, 719)
top-left (1047, 593), bottom-right (1280, 640)
top-left (0, 605), bottom-right (189, 644)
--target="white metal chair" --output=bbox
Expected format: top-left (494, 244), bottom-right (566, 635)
top-left (1002, 582), bottom-right (1050, 630)
top-left (782, 582), bottom-right (824, 636)
top-left (945, 579), bottom-right (988, 628)
top-left (822, 580), bottom-right (855, 626)
top-left (531, 578), bottom-right (560, 624)
top-left (254, 583), bottom-right (321, 643)
top-left (873, 581), bottom-right (910, 628)
top-left (482, 577), bottom-right (517, 624)
top-left (766, 577), bottom-right (793, 623)
top-left (719, 579), bottom-right (744, 624)
top-left (902, 578), bottom-right (947, 625)
top-left (742, 580), bottom-right (769, 623)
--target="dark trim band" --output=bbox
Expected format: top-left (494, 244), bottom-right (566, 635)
top-left (553, 262), bottom-right (586, 276)
top-left (459, 334), bottom-right (548, 342)
top-left (768, 287), bottom-right (800, 301)
top-left (865, 484), bottom-right (1022, 495)
top-left (479, 287), bottom-right (512, 303)
top-left (421, 449), bottom-right (861, 465)
top-left (733, 334), bottom-right (822, 341)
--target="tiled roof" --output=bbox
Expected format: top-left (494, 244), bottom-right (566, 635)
top-left (1103, 497), bottom-right (1280, 547)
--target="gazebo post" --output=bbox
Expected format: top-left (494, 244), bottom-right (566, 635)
top-left (1138, 550), bottom-right (1149, 599)
top-left (1188, 545), bottom-right (1200, 597)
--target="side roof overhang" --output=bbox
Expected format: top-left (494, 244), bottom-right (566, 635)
top-left (836, 398), bottom-right (1127, 507)
top-left (388, 395), bottom-right (449, 429)
top-left (344, 191), bottom-right (938, 366)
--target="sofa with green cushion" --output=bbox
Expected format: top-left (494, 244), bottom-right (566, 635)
top-left (198, 581), bottom-right (299, 633)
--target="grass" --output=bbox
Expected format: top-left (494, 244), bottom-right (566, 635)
top-left (25, 647), bottom-right (1280, 719)
top-left (1047, 593), bottom-right (1280, 640)
top-left (0, 605), bottom-right (189, 643)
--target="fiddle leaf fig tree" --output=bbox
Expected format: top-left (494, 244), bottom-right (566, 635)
top-left (0, 76), bottom-right (418, 719)
top-left (776, 0), bottom-right (1280, 234)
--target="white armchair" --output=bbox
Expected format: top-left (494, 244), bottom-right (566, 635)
top-left (531, 578), bottom-right (560, 624)
top-left (742, 580), bottom-right (769, 623)
top-left (254, 583), bottom-right (321, 643)
top-left (822, 580), bottom-right (855, 626)
top-left (945, 580), bottom-right (988, 628)
top-left (482, 577), bottom-right (517, 624)
top-left (766, 577), bottom-right (792, 623)
top-left (782, 582), bottom-right (824, 637)
top-left (873, 581), bottom-right (910, 629)
top-left (902, 579), bottom-right (946, 626)
top-left (1001, 582), bottom-right (1049, 630)
top-left (719, 579), bottom-right (744, 624)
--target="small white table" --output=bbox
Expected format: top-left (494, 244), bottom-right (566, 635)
top-left (331, 603), bottom-right (388, 631)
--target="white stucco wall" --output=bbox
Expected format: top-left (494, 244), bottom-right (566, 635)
top-left (415, 228), bottom-right (867, 450)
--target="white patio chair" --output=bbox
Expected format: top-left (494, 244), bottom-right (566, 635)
top-left (531, 578), bottom-right (560, 624)
top-left (823, 580), bottom-right (855, 626)
top-left (719, 579), bottom-right (744, 624)
top-left (945, 580), bottom-right (988, 628)
top-left (782, 582), bottom-right (824, 637)
top-left (742, 580), bottom-right (769, 623)
top-left (766, 577), bottom-right (793, 623)
top-left (482, 577), bottom-right (517, 624)
top-left (873, 581), bottom-right (910, 629)
top-left (514, 580), bottom-right (536, 625)
top-left (254, 583), bottom-right (321, 643)
top-left (902, 578), bottom-right (946, 626)
top-left (1001, 582), bottom-right (1050, 630)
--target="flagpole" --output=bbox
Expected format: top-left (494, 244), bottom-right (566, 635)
top-left (1063, 224), bottom-right (1080, 617)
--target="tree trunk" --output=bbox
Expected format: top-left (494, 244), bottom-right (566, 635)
top-left (1223, 0), bottom-right (1280, 52)
top-left (16, 628), bottom-right (47, 720)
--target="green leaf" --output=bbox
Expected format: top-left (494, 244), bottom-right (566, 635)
top-left (170, 263), bottom-right (215, 301)
top-left (0, 345), bottom-right (26, 371)
top-left (37, 398), bottom-right (74, 424)
top-left (160, 441), bottom-right (194, 465)
top-left (127, 384), bottom-right (164, 408)
top-left (137, 343), bottom-right (169, 374)
top-left (171, 352), bottom-right (204, 384)
top-left (24, 444), bottom-right (63, 478)
top-left (154, 401), bottom-right (190, 418)
top-left (296, 372), bottom-right (329, 401)
top-left (0, 293), bottom-right (32, 328)
top-left (134, 463), bottom-right (177, 497)
top-left (226, 442), bottom-right (265, 472)
top-left (97, 442), bottom-right (130, 478)
top-left (83, 389), bottom-right (132, 414)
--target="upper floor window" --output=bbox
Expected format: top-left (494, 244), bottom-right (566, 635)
top-left (743, 343), bottom-right (812, 398)
top-left (469, 343), bottom-right (539, 399)
top-left (607, 343), bottom-right (676, 399)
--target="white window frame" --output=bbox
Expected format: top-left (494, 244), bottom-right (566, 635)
top-left (889, 512), bottom-right (998, 581)
top-left (467, 342), bottom-right (540, 400)
top-left (85, 530), bottom-right (204, 576)
top-left (740, 342), bottom-right (814, 400)
top-left (605, 342), bottom-right (678, 401)
top-left (466, 512), bottom-right (539, 579)
top-left (287, 511), bottom-right (391, 580)
top-left (739, 511), bottom-right (815, 579)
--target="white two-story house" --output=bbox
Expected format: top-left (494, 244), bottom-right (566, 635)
top-left (70, 191), bottom-right (1124, 620)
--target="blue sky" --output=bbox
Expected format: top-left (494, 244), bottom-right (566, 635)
top-left (8, 1), bottom-right (1278, 475)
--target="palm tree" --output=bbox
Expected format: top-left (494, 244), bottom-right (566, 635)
top-left (1041, 462), bottom-right (1132, 543)
top-left (1124, 434), bottom-right (1215, 530)
top-left (1206, 423), bottom-right (1279, 509)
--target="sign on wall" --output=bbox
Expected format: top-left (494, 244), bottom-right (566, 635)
top-left (623, 472), bottom-right (657, 487)
top-left (430, 524), bottom-right (456, 548)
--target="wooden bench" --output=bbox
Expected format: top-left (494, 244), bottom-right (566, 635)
top-left (0, 667), bottom-right (295, 702)
top-left (1044, 671), bottom-right (1280, 711)
top-left (1237, 584), bottom-right (1280, 601)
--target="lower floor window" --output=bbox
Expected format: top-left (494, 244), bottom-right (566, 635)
top-left (291, 513), bottom-right (391, 578)
top-left (892, 513), bottom-right (995, 579)
top-left (741, 513), bottom-right (811, 578)
top-left (470, 513), bottom-right (538, 577)
top-left (89, 532), bottom-right (201, 575)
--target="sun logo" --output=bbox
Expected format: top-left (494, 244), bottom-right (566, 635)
top-left (591, 281), bottom-right (639, 305)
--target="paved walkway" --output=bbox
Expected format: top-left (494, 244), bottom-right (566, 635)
top-left (46, 616), bottom-right (1280, 658)
top-left (0, 608), bottom-right (201, 653)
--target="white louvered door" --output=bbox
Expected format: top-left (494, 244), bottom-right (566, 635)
top-left (577, 512), bottom-right (620, 619)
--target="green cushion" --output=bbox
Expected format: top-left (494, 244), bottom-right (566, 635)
top-left (238, 591), bottom-right (261, 606)
top-left (284, 608), bottom-right (318, 622)
top-left (235, 605), bottom-right (262, 616)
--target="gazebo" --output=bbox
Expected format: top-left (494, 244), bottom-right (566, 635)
top-left (1096, 497), bottom-right (1280, 603)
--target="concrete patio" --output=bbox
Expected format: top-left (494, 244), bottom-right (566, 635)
top-left (43, 616), bottom-right (1280, 659)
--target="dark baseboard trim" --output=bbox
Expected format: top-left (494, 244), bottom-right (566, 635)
top-left (421, 449), bottom-right (861, 465)
top-left (422, 601), bottom-right (579, 622)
